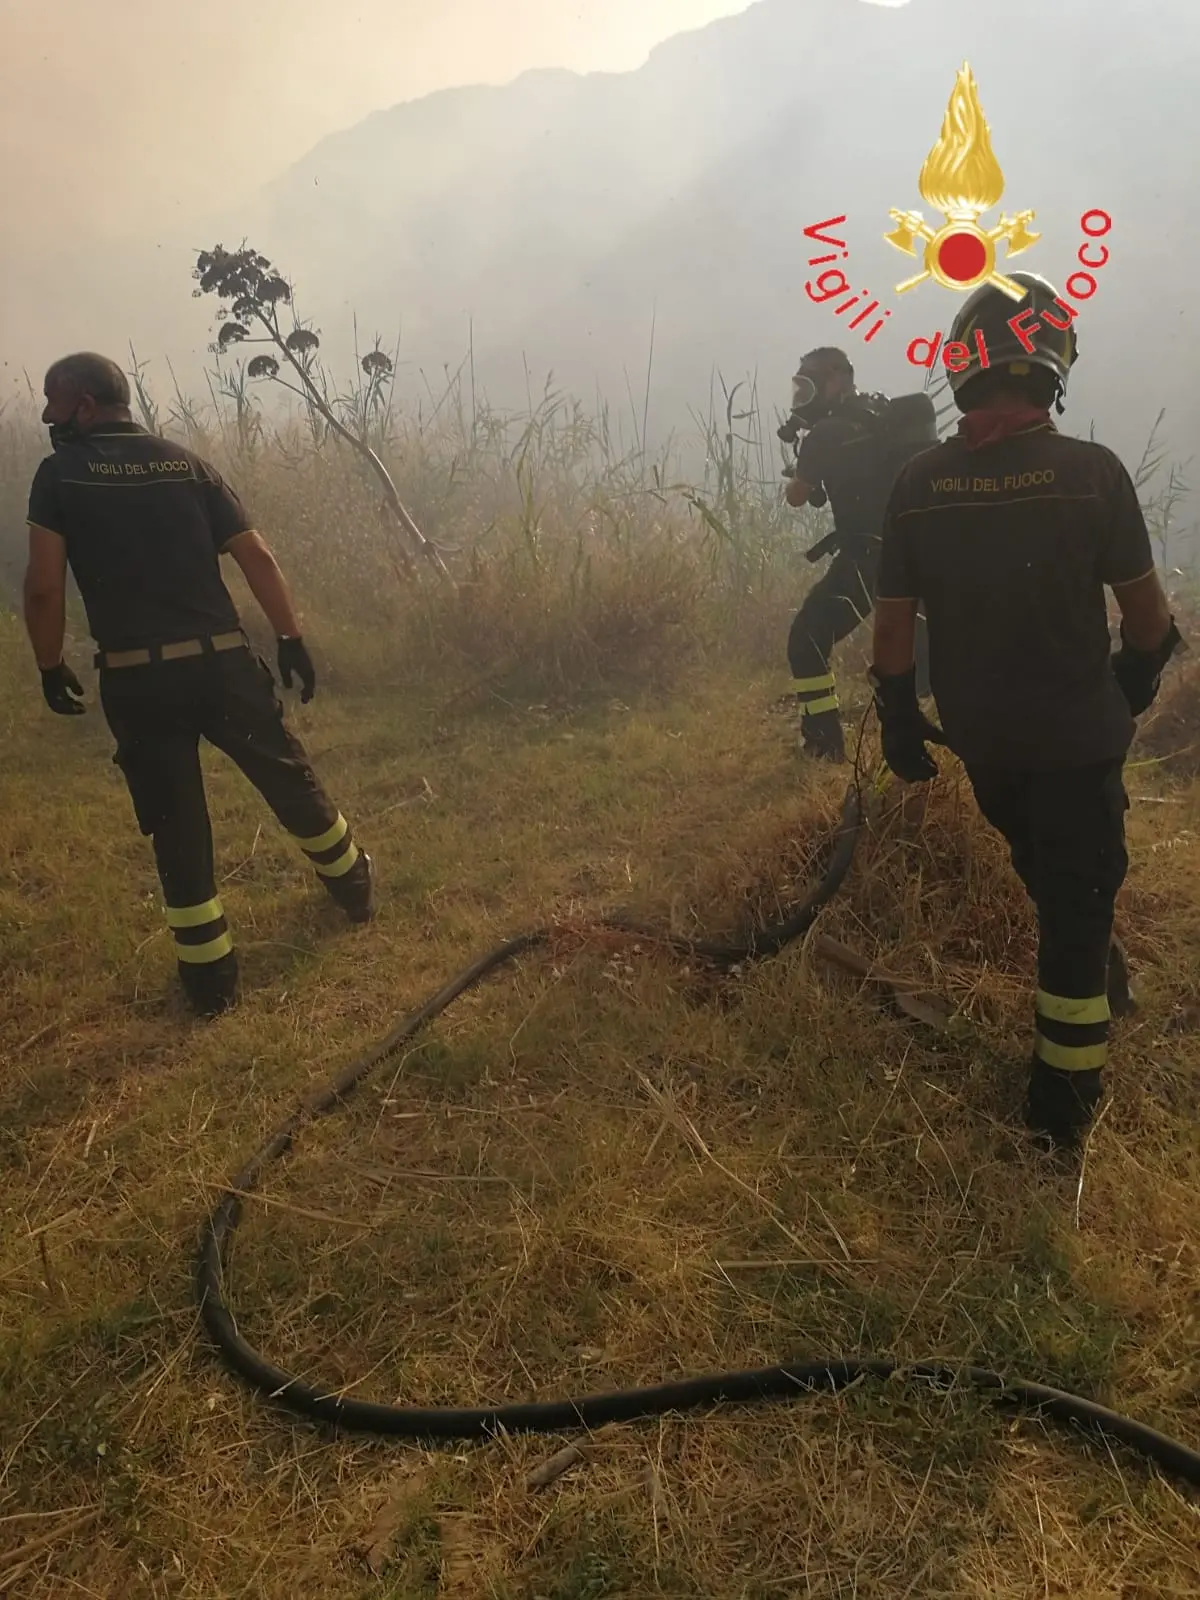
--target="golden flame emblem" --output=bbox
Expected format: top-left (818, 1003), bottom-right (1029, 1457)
top-left (884, 63), bottom-right (1038, 301)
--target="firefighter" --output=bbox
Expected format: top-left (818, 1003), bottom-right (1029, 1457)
top-left (781, 347), bottom-right (933, 762)
top-left (23, 351), bottom-right (376, 1019)
top-left (869, 274), bottom-right (1182, 1151)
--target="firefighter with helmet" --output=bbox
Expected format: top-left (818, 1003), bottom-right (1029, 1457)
top-left (781, 347), bottom-right (933, 762)
top-left (23, 352), bottom-right (376, 1019)
top-left (870, 273), bottom-right (1182, 1152)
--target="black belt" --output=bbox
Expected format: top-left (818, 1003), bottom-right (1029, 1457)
top-left (94, 630), bottom-right (247, 670)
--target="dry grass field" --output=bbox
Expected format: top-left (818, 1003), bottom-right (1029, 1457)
top-left (1, 392), bottom-right (1198, 1598)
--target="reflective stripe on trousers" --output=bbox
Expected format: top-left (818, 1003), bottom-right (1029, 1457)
top-left (1034, 988), bottom-right (1109, 1072)
top-left (166, 896), bottom-right (234, 964)
top-left (793, 672), bottom-right (839, 717)
top-left (293, 812), bottom-right (360, 878)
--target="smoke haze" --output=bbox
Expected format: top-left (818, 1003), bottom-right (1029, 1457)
top-left (2, 0), bottom-right (1196, 546)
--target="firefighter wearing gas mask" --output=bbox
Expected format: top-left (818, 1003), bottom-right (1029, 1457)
top-left (781, 347), bottom-right (933, 762)
top-left (870, 272), bottom-right (1183, 1153)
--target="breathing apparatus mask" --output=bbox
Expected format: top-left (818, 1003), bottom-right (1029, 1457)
top-left (777, 369), bottom-right (828, 445)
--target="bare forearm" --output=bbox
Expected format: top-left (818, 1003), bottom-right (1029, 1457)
top-left (872, 599), bottom-right (917, 676)
top-left (24, 590), bottom-right (66, 669)
top-left (235, 550), bottom-right (302, 636)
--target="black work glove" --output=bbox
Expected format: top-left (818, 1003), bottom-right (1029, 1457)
top-left (870, 665), bottom-right (946, 783)
top-left (1025, 1060), bottom-right (1103, 1152)
top-left (1111, 617), bottom-right (1183, 716)
top-left (40, 660), bottom-right (86, 716)
top-left (277, 636), bottom-right (316, 703)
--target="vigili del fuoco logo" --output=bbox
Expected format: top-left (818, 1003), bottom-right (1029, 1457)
top-left (883, 61), bottom-right (1038, 302)
top-left (801, 62), bottom-right (1112, 371)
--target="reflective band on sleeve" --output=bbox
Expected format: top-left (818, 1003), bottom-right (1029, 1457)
top-left (802, 694), bottom-right (841, 715)
top-left (165, 897), bottom-right (224, 929)
top-left (295, 814), bottom-right (348, 853)
top-left (1034, 1034), bottom-right (1108, 1072)
top-left (793, 675), bottom-right (836, 693)
top-left (314, 840), bottom-right (360, 879)
top-left (175, 931), bottom-right (235, 964)
top-left (1036, 990), bottom-right (1110, 1027)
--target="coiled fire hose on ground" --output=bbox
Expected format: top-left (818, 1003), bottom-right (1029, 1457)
top-left (195, 780), bottom-right (1200, 1487)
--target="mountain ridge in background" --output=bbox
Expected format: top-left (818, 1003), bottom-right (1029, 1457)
top-left (3, 0), bottom-right (1197, 539)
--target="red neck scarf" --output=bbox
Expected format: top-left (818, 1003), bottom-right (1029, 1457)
top-left (958, 406), bottom-right (1053, 451)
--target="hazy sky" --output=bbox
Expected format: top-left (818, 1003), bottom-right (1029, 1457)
top-left (0, 0), bottom-right (778, 243)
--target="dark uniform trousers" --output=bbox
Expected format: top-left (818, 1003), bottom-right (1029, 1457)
top-left (788, 539), bottom-right (931, 720)
top-left (965, 759), bottom-right (1129, 1078)
top-left (99, 643), bottom-right (361, 973)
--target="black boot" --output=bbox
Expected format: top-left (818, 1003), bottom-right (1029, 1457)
top-left (178, 951), bottom-right (240, 1019)
top-left (319, 850), bottom-right (375, 924)
top-left (1024, 1055), bottom-right (1103, 1152)
top-left (799, 708), bottom-right (846, 763)
top-left (1107, 937), bottom-right (1136, 1018)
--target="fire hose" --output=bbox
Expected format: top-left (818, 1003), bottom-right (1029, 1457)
top-left (195, 780), bottom-right (1200, 1488)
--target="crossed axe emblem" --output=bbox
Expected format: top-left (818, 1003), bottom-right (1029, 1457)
top-left (884, 208), bottom-right (1040, 301)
